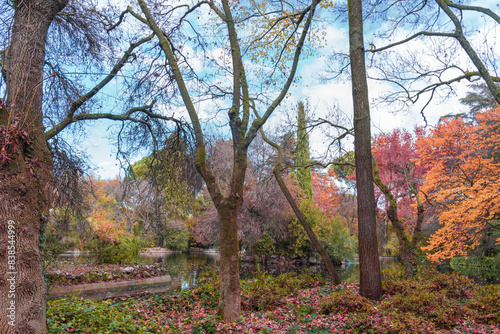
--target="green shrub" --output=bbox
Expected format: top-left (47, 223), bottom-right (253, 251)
top-left (191, 315), bottom-right (217, 334)
top-left (47, 296), bottom-right (155, 333)
top-left (428, 273), bottom-right (474, 300)
top-left (383, 233), bottom-right (400, 257)
top-left (369, 311), bottom-right (436, 334)
top-left (42, 232), bottom-right (71, 261)
top-left (382, 277), bottom-right (427, 296)
top-left (320, 289), bottom-right (373, 315)
top-left (162, 227), bottom-right (189, 251)
top-left (194, 281), bottom-right (220, 309)
top-left (99, 235), bottom-right (143, 264)
top-left (321, 220), bottom-right (357, 265)
top-left (241, 270), bottom-right (316, 311)
top-left (451, 255), bottom-right (500, 269)
top-left (252, 231), bottom-right (275, 258)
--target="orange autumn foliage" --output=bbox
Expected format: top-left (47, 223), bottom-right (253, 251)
top-left (87, 177), bottom-right (128, 243)
top-left (417, 107), bottom-right (500, 261)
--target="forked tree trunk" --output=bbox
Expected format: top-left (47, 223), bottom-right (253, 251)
top-left (0, 1), bottom-right (67, 333)
top-left (348, 0), bottom-right (382, 300)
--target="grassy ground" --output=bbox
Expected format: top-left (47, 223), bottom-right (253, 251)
top-left (47, 270), bottom-right (500, 333)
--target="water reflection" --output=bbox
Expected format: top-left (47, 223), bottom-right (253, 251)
top-left (138, 252), bottom-right (219, 289)
top-left (447, 263), bottom-right (500, 285)
top-left (57, 252), bottom-right (499, 292)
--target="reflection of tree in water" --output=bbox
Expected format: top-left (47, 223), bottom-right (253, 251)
top-left (138, 253), bottom-right (219, 288)
top-left (137, 253), bottom-right (498, 288)
top-left (448, 265), bottom-right (500, 285)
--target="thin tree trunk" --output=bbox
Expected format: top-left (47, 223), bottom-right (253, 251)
top-left (273, 169), bottom-right (341, 284)
top-left (0, 1), bottom-right (67, 333)
top-left (348, 0), bottom-right (382, 300)
top-left (409, 177), bottom-right (424, 253)
top-left (386, 205), bottom-right (415, 277)
top-left (259, 129), bottom-right (341, 284)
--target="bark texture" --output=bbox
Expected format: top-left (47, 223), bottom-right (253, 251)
top-left (348, 0), bottom-right (382, 300)
top-left (0, 1), bottom-right (67, 333)
top-left (217, 198), bottom-right (243, 320)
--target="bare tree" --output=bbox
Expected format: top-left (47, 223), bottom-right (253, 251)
top-left (348, 0), bottom-right (382, 300)
top-left (123, 0), bottom-right (322, 320)
top-left (365, 0), bottom-right (500, 116)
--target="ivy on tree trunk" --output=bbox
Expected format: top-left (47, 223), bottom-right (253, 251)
top-left (0, 1), bottom-right (68, 333)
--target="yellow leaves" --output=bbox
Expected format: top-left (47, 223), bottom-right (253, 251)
top-left (201, 0), bottom-right (327, 86)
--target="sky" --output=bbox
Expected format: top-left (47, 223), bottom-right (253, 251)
top-left (75, 0), bottom-right (499, 180)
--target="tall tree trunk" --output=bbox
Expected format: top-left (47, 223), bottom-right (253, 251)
top-left (0, 1), bottom-right (67, 333)
top-left (348, 0), bottom-right (382, 300)
top-left (216, 198), bottom-right (242, 321)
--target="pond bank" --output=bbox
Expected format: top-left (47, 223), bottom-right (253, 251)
top-left (46, 263), bottom-right (169, 286)
top-left (48, 274), bottom-right (176, 300)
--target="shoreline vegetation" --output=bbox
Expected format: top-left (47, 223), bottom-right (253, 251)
top-left (47, 269), bottom-right (500, 334)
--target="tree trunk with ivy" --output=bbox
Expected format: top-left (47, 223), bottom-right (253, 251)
top-left (373, 159), bottom-right (425, 277)
top-left (0, 1), bottom-right (67, 333)
top-left (348, 0), bottom-right (382, 300)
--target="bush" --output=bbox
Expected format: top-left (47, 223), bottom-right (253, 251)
top-left (429, 273), bottom-right (474, 300)
top-left (191, 315), bottom-right (217, 334)
top-left (47, 297), bottom-right (155, 333)
top-left (252, 231), bottom-right (275, 258)
top-left (320, 220), bottom-right (357, 265)
top-left (162, 227), bottom-right (189, 251)
top-left (384, 289), bottom-right (470, 329)
top-left (98, 235), bottom-right (143, 264)
top-left (451, 255), bottom-right (500, 269)
top-left (383, 233), bottom-right (400, 257)
top-left (320, 289), bottom-right (373, 315)
top-left (370, 311), bottom-right (436, 334)
top-left (382, 277), bottom-right (427, 296)
top-left (42, 232), bottom-right (71, 261)
top-left (242, 270), bottom-right (316, 311)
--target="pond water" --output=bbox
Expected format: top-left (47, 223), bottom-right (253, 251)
top-left (56, 251), bottom-right (500, 296)
top-left (129, 252), bottom-right (500, 287)
top-left (137, 252), bottom-right (220, 289)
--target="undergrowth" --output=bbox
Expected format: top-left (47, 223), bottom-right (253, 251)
top-left (46, 269), bottom-right (500, 333)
